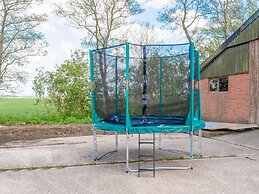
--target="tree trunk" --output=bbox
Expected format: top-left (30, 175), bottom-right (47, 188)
top-left (0, 9), bottom-right (7, 84)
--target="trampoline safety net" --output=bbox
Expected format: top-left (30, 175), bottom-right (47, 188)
top-left (91, 43), bottom-right (198, 127)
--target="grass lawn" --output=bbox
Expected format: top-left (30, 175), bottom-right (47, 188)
top-left (0, 97), bottom-right (89, 125)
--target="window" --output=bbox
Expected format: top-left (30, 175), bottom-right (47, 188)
top-left (209, 79), bottom-right (218, 92)
top-left (219, 77), bottom-right (228, 92)
top-left (209, 77), bottom-right (228, 92)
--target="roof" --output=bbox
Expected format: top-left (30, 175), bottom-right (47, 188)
top-left (201, 9), bottom-right (259, 71)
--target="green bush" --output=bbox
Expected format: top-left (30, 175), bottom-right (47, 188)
top-left (33, 51), bottom-right (91, 121)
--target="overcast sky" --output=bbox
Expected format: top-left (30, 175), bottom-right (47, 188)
top-left (17, 0), bottom-right (186, 96)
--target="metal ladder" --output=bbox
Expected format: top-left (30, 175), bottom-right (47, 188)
top-left (138, 133), bottom-right (156, 177)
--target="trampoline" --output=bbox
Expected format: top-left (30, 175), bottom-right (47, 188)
top-left (89, 42), bottom-right (205, 174)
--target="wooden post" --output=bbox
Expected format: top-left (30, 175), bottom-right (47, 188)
top-left (249, 39), bottom-right (259, 125)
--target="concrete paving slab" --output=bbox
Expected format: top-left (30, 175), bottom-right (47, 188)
top-left (212, 129), bottom-right (259, 149)
top-left (0, 156), bottom-right (258, 194)
top-left (0, 130), bottom-right (259, 193)
top-left (0, 130), bottom-right (258, 170)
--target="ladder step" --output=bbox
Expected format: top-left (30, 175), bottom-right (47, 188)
top-left (139, 168), bottom-right (154, 171)
top-left (138, 133), bottom-right (156, 177)
top-left (139, 142), bottom-right (154, 145)
top-left (139, 155), bottom-right (154, 158)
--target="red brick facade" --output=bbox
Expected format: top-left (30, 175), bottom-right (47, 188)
top-left (200, 74), bottom-right (250, 123)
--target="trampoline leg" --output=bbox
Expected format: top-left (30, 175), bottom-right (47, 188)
top-left (125, 132), bottom-right (139, 173)
top-left (159, 133), bottom-right (162, 149)
top-left (189, 130), bottom-right (193, 169)
top-left (115, 132), bottom-right (119, 151)
top-left (198, 129), bottom-right (202, 157)
top-left (92, 129), bottom-right (118, 161)
top-left (93, 128), bottom-right (97, 161)
top-left (126, 132), bottom-right (129, 173)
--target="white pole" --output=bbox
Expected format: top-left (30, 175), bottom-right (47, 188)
top-left (189, 130), bottom-right (193, 169)
top-left (126, 130), bottom-right (129, 173)
top-left (198, 129), bottom-right (202, 156)
top-left (115, 132), bottom-right (119, 151)
top-left (159, 133), bottom-right (162, 149)
top-left (93, 128), bottom-right (97, 161)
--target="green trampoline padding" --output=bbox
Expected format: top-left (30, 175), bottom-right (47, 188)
top-left (93, 119), bottom-right (205, 134)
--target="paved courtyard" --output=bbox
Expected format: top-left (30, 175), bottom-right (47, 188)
top-left (0, 129), bottom-right (258, 193)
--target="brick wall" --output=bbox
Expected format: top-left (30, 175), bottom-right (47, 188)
top-left (200, 74), bottom-right (250, 123)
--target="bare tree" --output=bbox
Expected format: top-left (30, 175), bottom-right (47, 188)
top-left (158, 0), bottom-right (211, 47)
top-left (129, 22), bottom-right (161, 45)
top-left (208, 0), bottom-right (245, 41)
top-left (0, 0), bottom-right (47, 93)
top-left (246, 0), bottom-right (259, 16)
top-left (55, 0), bottom-right (143, 114)
top-left (55, 0), bottom-right (143, 49)
top-left (158, 0), bottom-right (254, 61)
top-left (199, 0), bottom-right (249, 59)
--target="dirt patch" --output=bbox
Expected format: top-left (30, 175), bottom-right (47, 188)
top-left (0, 124), bottom-right (114, 144)
top-left (0, 124), bottom-right (238, 145)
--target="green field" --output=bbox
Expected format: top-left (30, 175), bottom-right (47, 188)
top-left (0, 97), bottom-right (89, 125)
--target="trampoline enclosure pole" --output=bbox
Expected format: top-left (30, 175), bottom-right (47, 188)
top-left (89, 50), bottom-right (95, 123)
top-left (90, 50), bottom-right (97, 160)
top-left (159, 57), bottom-right (163, 117)
top-left (196, 51), bottom-right (202, 156)
top-left (190, 42), bottom-right (195, 130)
top-left (142, 46), bottom-right (147, 119)
top-left (159, 57), bottom-right (163, 149)
top-left (115, 56), bottom-right (118, 115)
top-left (125, 42), bottom-right (131, 128)
top-left (196, 51), bottom-right (202, 120)
top-left (125, 42), bottom-right (130, 172)
top-left (189, 42), bottom-right (195, 167)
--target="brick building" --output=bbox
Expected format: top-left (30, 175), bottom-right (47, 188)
top-left (200, 10), bottom-right (259, 125)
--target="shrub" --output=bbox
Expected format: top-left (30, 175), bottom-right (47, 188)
top-left (33, 51), bottom-right (91, 119)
